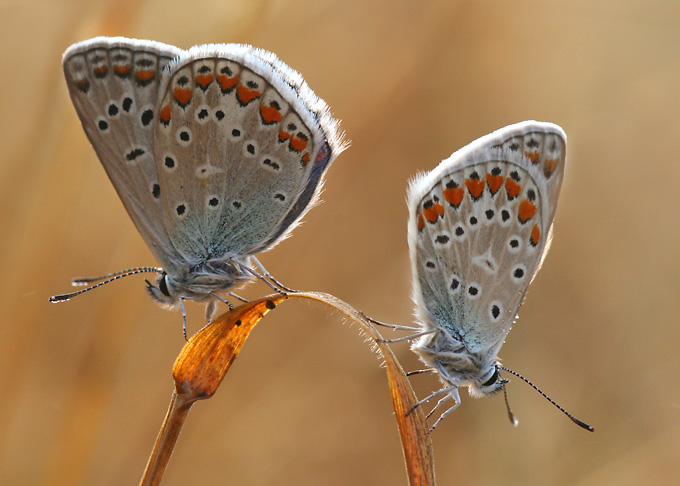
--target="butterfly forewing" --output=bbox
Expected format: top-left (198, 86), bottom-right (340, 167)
top-left (62, 38), bottom-right (184, 267)
top-left (408, 122), bottom-right (566, 354)
top-left (154, 45), bottom-right (342, 262)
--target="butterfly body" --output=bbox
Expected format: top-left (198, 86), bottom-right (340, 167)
top-left (61, 37), bottom-right (343, 313)
top-left (147, 258), bottom-right (253, 308)
top-left (407, 121), bottom-right (566, 406)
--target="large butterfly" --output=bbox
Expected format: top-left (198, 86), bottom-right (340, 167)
top-left (54, 37), bottom-right (344, 324)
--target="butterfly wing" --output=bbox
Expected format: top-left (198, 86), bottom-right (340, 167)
top-left (62, 37), bottom-right (185, 271)
top-left (408, 121), bottom-right (566, 354)
top-left (152, 44), bottom-right (344, 265)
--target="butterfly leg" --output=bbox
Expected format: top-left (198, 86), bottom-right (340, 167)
top-left (407, 384), bottom-right (458, 416)
top-left (236, 258), bottom-right (289, 295)
top-left (359, 311), bottom-right (419, 332)
top-left (205, 300), bottom-right (217, 322)
top-left (179, 296), bottom-right (189, 341)
top-left (229, 292), bottom-right (248, 303)
top-left (406, 368), bottom-right (437, 377)
top-left (208, 291), bottom-right (234, 310)
top-left (429, 392), bottom-right (461, 433)
top-left (202, 292), bottom-right (239, 323)
top-left (426, 395), bottom-right (452, 420)
top-left (376, 329), bottom-right (437, 344)
top-left (251, 256), bottom-right (297, 293)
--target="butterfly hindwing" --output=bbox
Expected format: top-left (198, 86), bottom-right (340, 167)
top-left (408, 121), bottom-right (566, 354)
top-left (153, 45), bottom-right (343, 263)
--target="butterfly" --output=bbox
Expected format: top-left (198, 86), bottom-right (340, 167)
top-left (406, 121), bottom-right (590, 430)
top-left (53, 37), bottom-right (344, 327)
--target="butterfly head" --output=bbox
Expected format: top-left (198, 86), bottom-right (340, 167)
top-left (145, 272), bottom-right (179, 307)
top-left (468, 365), bottom-right (508, 398)
top-left (413, 330), bottom-right (508, 398)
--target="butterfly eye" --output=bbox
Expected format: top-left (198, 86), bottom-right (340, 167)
top-left (482, 368), bottom-right (500, 387)
top-left (158, 274), bottom-right (171, 297)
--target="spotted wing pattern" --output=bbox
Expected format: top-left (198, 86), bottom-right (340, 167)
top-left (153, 44), bottom-right (342, 264)
top-left (63, 38), bottom-right (344, 281)
top-left (408, 121), bottom-right (566, 354)
top-left (63, 38), bottom-right (184, 270)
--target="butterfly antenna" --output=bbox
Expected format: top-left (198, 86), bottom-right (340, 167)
top-left (49, 267), bottom-right (164, 302)
top-left (70, 267), bottom-right (163, 286)
top-left (503, 384), bottom-right (519, 426)
top-left (499, 366), bottom-right (594, 432)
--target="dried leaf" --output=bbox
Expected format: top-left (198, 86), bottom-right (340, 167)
top-left (173, 295), bottom-right (288, 400)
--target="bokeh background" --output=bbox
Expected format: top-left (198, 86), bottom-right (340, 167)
top-left (2, 1), bottom-right (678, 484)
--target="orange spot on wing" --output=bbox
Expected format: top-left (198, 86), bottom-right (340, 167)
top-left (113, 65), bottom-right (131, 75)
top-left (518, 199), bottom-right (536, 223)
top-left (418, 214), bottom-right (425, 231)
top-left (236, 84), bottom-right (261, 105)
top-left (174, 87), bottom-right (192, 106)
top-left (279, 130), bottom-right (291, 142)
top-left (217, 74), bottom-right (238, 91)
top-left (302, 152), bottom-right (310, 165)
top-left (486, 174), bottom-right (503, 195)
top-left (423, 207), bottom-right (438, 223)
top-left (530, 224), bottom-right (541, 246)
top-left (443, 187), bottom-right (464, 207)
top-left (544, 158), bottom-right (558, 176)
top-left (136, 70), bottom-right (156, 82)
top-left (196, 74), bottom-right (214, 89)
top-left (290, 134), bottom-right (309, 152)
top-left (260, 105), bottom-right (283, 124)
top-left (423, 202), bottom-right (444, 223)
top-left (465, 178), bottom-right (485, 199)
top-left (505, 178), bottom-right (521, 199)
top-left (159, 105), bottom-right (171, 124)
top-left (525, 151), bottom-right (539, 163)
top-left (93, 66), bottom-right (108, 76)
top-left (74, 79), bottom-right (90, 92)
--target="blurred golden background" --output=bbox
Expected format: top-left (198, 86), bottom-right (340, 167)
top-left (2, 1), bottom-right (679, 484)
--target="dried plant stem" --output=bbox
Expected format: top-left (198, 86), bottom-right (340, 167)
top-left (139, 388), bottom-right (194, 486)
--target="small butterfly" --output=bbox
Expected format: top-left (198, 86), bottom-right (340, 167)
top-left (52, 37), bottom-right (344, 329)
top-left (407, 121), bottom-right (590, 430)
